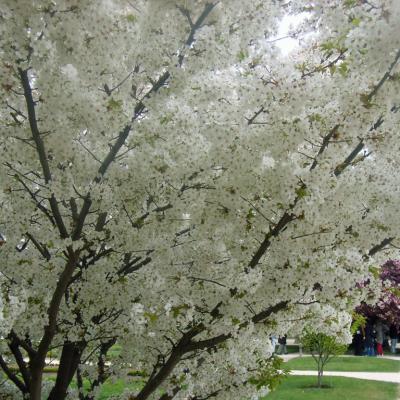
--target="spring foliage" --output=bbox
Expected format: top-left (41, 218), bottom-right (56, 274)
top-left (301, 330), bottom-right (347, 388)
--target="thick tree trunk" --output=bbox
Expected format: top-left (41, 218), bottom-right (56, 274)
top-left (29, 251), bottom-right (78, 400)
top-left (47, 342), bottom-right (84, 400)
top-left (29, 358), bottom-right (45, 400)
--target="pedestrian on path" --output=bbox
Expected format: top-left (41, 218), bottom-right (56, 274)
top-left (389, 324), bottom-right (398, 354)
top-left (270, 335), bottom-right (278, 353)
top-left (375, 319), bottom-right (388, 356)
top-left (353, 327), bottom-right (364, 356)
top-left (277, 335), bottom-right (287, 355)
top-left (364, 320), bottom-right (376, 356)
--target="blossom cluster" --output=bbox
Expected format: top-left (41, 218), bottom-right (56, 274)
top-left (0, 1), bottom-right (400, 399)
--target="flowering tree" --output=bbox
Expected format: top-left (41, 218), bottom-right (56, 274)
top-left (358, 260), bottom-right (400, 326)
top-left (1, 1), bottom-right (400, 399)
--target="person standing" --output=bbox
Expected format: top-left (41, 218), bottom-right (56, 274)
top-left (277, 335), bottom-right (287, 355)
top-left (353, 327), bottom-right (364, 356)
top-left (270, 335), bottom-right (278, 353)
top-left (389, 324), bottom-right (398, 354)
top-left (364, 320), bottom-right (375, 356)
top-left (375, 319), bottom-right (388, 356)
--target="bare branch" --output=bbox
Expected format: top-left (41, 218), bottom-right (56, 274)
top-left (0, 354), bottom-right (27, 394)
top-left (309, 124), bottom-right (339, 171)
top-left (368, 237), bottom-right (394, 257)
top-left (334, 139), bottom-right (364, 176)
top-left (367, 48), bottom-right (400, 101)
top-left (26, 232), bottom-right (51, 260)
top-left (178, 2), bottom-right (219, 65)
top-left (101, 68), bottom-right (137, 96)
top-left (245, 106), bottom-right (265, 125)
top-left (187, 276), bottom-right (227, 288)
top-left (18, 68), bottom-right (69, 238)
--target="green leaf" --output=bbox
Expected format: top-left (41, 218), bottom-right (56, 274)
top-left (248, 356), bottom-right (290, 391)
top-left (246, 209), bottom-right (256, 220)
top-left (160, 114), bottom-right (174, 125)
top-left (387, 287), bottom-right (400, 297)
top-left (126, 14), bottom-right (137, 23)
top-left (143, 312), bottom-right (158, 323)
top-left (368, 266), bottom-right (380, 278)
top-left (171, 304), bottom-right (189, 318)
top-left (360, 93), bottom-right (373, 108)
top-left (308, 113), bottom-right (323, 123)
top-left (338, 62), bottom-right (349, 77)
top-left (237, 49), bottom-right (248, 62)
top-left (154, 164), bottom-right (168, 173)
top-left (295, 186), bottom-right (308, 198)
top-left (351, 312), bottom-right (366, 334)
top-left (107, 98), bottom-right (123, 111)
top-left (17, 259), bottom-right (32, 266)
top-left (133, 216), bottom-right (146, 228)
top-left (344, 0), bottom-right (358, 8)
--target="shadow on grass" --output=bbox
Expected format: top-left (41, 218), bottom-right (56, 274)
top-left (300, 384), bottom-right (333, 389)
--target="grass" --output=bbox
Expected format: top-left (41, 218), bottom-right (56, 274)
top-left (87, 379), bottom-right (142, 400)
top-left (45, 376), bottom-right (143, 400)
top-left (286, 356), bottom-right (400, 372)
top-left (263, 376), bottom-right (399, 400)
top-left (2, 370), bottom-right (399, 400)
top-left (106, 343), bottom-right (123, 360)
top-left (63, 376), bottom-right (399, 400)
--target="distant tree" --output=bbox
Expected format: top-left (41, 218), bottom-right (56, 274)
top-left (301, 330), bottom-right (347, 388)
top-left (358, 260), bottom-right (400, 326)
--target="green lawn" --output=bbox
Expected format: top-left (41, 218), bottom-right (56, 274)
top-left (264, 376), bottom-right (399, 400)
top-left (65, 376), bottom-right (399, 400)
top-left (275, 345), bottom-right (300, 354)
top-left (87, 379), bottom-right (142, 400)
top-left (106, 343), bottom-right (123, 360)
top-left (44, 376), bottom-right (143, 400)
top-left (286, 356), bottom-right (400, 372)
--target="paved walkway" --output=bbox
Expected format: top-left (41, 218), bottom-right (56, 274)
top-left (279, 352), bottom-right (400, 385)
top-left (290, 370), bottom-right (400, 383)
top-left (281, 353), bottom-right (400, 362)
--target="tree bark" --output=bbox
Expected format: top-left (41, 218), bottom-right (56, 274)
top-left (29, 249), bottom-right (78, 400)
top-left (47, 342), bottom-right (84, 400)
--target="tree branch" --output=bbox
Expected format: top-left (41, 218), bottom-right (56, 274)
top-left (309, 125), bottom-right (340, 171)
top-left (8, 336), bottom-right (31, 388)
top-left (29, 246), bottom-right (79, 398)
top-left (132, 299), bottom-right (287, 400)
top-left (247, 209), bottom-right (298, 270)
top-left (0, 354), bottom-right (27, 394)
top-left (18, 67), bottom-right (69, 239)
top-left (9, 168), bottom-right (56, 227)
top-left (72, 4), bottom-right (215, 242)
top-left (367, 48), bottom-right (400, 101)
top-left (72, 71), bottom-right (171, 242)
top-left (9, 330), bottom-right (36, 359)
top-left (368, 237), bottom-right (394, 257)
top-left (333, 139), bottom-right (364, 176)
top-left (26, 232), bottom-right (51, 260)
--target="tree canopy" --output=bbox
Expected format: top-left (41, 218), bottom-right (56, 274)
top-left (0, 1), bottom-right (400, 399)
top-left (358, 260), bottom-right (400, 326)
